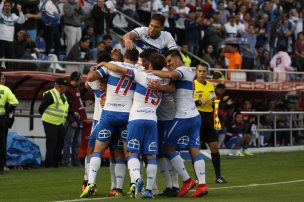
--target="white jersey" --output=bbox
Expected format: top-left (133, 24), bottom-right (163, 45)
top-left (96, 61), bottom-right (139, 113)
top-left (132, 27), bottom-right (178, 54)
top-left (128, 69), bottom-right (167, 122)
top-left (173, 66), bottom-right (199, 119)
top-left (87, 80), bottom-right (106, 121)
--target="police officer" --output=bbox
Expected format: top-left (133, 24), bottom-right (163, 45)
top-left (0, 71), bottom-right (19, 174)
top-left (39, 78), bottom-right (78, 168)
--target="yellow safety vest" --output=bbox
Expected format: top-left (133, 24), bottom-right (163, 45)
top-left (0, 84), bottom-right (19, 115)
top-left (42, 88), bottom-right (69, 125)
top-left (212, 70), bottom-right (225, 80)
top-left (180, 51), bottom-right (192, 67)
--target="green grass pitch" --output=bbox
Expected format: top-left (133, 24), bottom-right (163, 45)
top-left (0, 151), bottom-right (303, 202)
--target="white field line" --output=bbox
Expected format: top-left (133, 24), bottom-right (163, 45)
top-left (52, 179), bottom-right (304, 202)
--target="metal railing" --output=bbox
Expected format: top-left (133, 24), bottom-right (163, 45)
top-left (240, 111), bottom-right (304, 147)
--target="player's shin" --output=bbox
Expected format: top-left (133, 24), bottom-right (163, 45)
top-left (146, 157), bottom-right (157, 191)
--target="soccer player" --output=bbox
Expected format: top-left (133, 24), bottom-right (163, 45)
top-left (101, 53), bottom-right (170, 199)
top-left (194, 63), bottom-right (228, 184)
top-left (80, 49), bottom-right (140, 198)
top-left (148, 50), bottom-right (209, 197)
top-left (123, 13), bottom-right (178, 53)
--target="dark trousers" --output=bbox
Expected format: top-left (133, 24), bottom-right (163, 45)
top-left (43, 121), bottom-right (65, 167)
top-left (0, 118), bottom-right (9, 171)
top-left (44, 25), bottom-right (61, 56)
top-left (242, 56), bottom-right (256, 81)
top-left (0, 40), bottom-right (15, 70)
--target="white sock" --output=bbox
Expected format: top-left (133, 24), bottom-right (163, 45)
top-left (193, 154), bottom-right (206, 184)
top-left (167, 151), bottom-right (190, 181)
top-left (115, 158), bottom-right (126, 189)
top-left (127, 155), bottom-right (141, 181)
top-left (168, 160), bottom-right (179, 188)
top-left (84, 156), bottom-right (90, 181)
top-left (158, 158), bottom-right (172, 188)
top-left (88, 152), bottom-right (101, 184)
top-left (109, 158), bottom-right (116, 189)
top-left (146, 158), bottom-right (157, 191)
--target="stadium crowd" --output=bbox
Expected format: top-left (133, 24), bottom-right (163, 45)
top-left (0, 0), bottom-right (303, 81)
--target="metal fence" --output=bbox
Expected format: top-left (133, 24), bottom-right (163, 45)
top-left (240, 111), bottom-right (304, 147)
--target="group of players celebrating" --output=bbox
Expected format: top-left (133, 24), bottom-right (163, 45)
top-left (80, 13), bottom-right (227, 199)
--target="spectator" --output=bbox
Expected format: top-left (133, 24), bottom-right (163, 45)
top-left (0, 1), bottom-right (25, 69)
top-left (240, 24), bottom-right (257, 81)
top-left (202, 17), bottom-right (224, 53)
top-left (40, 0), bottom-right (63, 56)
top-left (235, 13), bottom-right (245, 37)
top-left (63, 71), bottom-right (88, 167)
top-left (179, 43), bottom-right (192, 67)
top-left (63, 0), bottom-right (84, 55)
top-left (217, 0), bottom-right (229, 24)
top-left (224, 44), bottom-right (242, 80)
top-left (39, 78), bottom-right (75, 167)
top-left (255, 16), bottom-right (269, 49)
top-left (137, 0), bottom-right (151, 26)
top-left (226, 112), bottom-right (253, 156)
top-left (66, 35), bottom-right (90, 62)
top-left (184, 9), bottom-right (201, 56)
top-left (96, 41), bottom-right (111, 63)
top-left (82, 25), bottom-right (96, 49)
top-left (277, 16), bottom-right (295, 53)
top-left (102, 35), bottom-right (113, 54)
top-left (122, 0), bottom-right (138, 30)
top-left (293, 32), bottom-right (304, 72)
top-left (211, 61), bottom-right (225, 80)
top-left (173, 0), bottom-right (190, 45)
top-left (202, 44), bottom-right (216, 67)
top-left (22, 0), bottom-right (41, 41)
top-left (270, 45), bottom-right (295, 82)
top-left (224, 15), bottom-right (238, 37)
top-left (256, 49), bottom-right (271, 81)
top-left (91, 0), bottom-right (111, 44)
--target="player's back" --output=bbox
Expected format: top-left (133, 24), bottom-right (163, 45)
top-left (174, 66), bottom-right (199, 119)
top-left (97, 61), bottom-right (139, 113)
top-left (129, 71), bottom-right (163, 122)
top-left (87, 80), bottom-right (106, 121)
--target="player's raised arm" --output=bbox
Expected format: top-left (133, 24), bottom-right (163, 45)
top-left (148, 69), bottom-right (181, 80)
top-left (87, 66), bottom-right (102, 82)
top-left (102, 62), bottom-right (130, 76)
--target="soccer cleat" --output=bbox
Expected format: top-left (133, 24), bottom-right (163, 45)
top-left (81, 180), bottom-right (88, 192)
top-left (215, 176), bottom-right (228, 184)
top-left (80, 184), bottom-right (95, 198)
top-left (168, 187), bottom-right (179, 197)
top-left (235, 150), bottom-right (245, 157)
top-left (108, 188), bottom-right (117, 197)
top-left (114, 189), bottom-right (126, 197)
top-left (135, 178), bottom-right (144, 199)
top-left (158, 187), bottom-right (172, 196)
top-left (242, 150), bottom-right (254, 156)
top-left (190, 184), bottom-right (208, 197)
top-left (130, 183), bottom-right (136, 198)
top-left (143, 189), bottom-right (155, 198)
top-left (177, 178), bottom-right (196, 197)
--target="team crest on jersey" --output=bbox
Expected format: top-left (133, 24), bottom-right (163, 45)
top-left (98, 129), bottom-right (111, 139)
top-left (195, 137), bottom-right (200, 146)
top-left (128, 139), bottom-right (140, 150)
top-left (121, 130), bottom-right (127, 140)
top-left (177, 136), bottom-right (190, 146)
top-left (148, 142), bottom-right (157, 152)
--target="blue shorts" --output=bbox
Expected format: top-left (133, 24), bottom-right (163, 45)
top-left (109, 128), bottom-right (126, 151)
top-left (95, 110), bottom-right (129, 143)
top-left (164, 115), bottom-right (201, 149)
top-left (225, 134), bottom-right (242, 149)
top-left (88, 120), bottom-right (99, 147)
top-left (127, 120), bottom-right (158, 155)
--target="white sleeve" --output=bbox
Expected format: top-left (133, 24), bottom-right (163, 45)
top-left (165, 32), bottom-right (178, 50)
top-left (97, 67), bottom-right (109, 78)
top-left (132, 27), bottom-right (147, 40)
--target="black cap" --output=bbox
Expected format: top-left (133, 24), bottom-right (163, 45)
top-left (70, 71), bottom-right (81, 81)
top-left (55, 78), bottom-right (68, 86)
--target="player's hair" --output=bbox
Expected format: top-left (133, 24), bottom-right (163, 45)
top-left (111, 51), bottom-right (123, 62)
top-left (151, 13), bottom-right (166, 27)
top-left (139, 48), bottom-right (157, 60)
top-left (164, 49), bottom-right (183, 62)
top-left (150, 53), bottom-right (166, 71)
top-left (124, 48), bottom-right (139, 62)
top-left (196, 63), bottom-right (209, 70)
